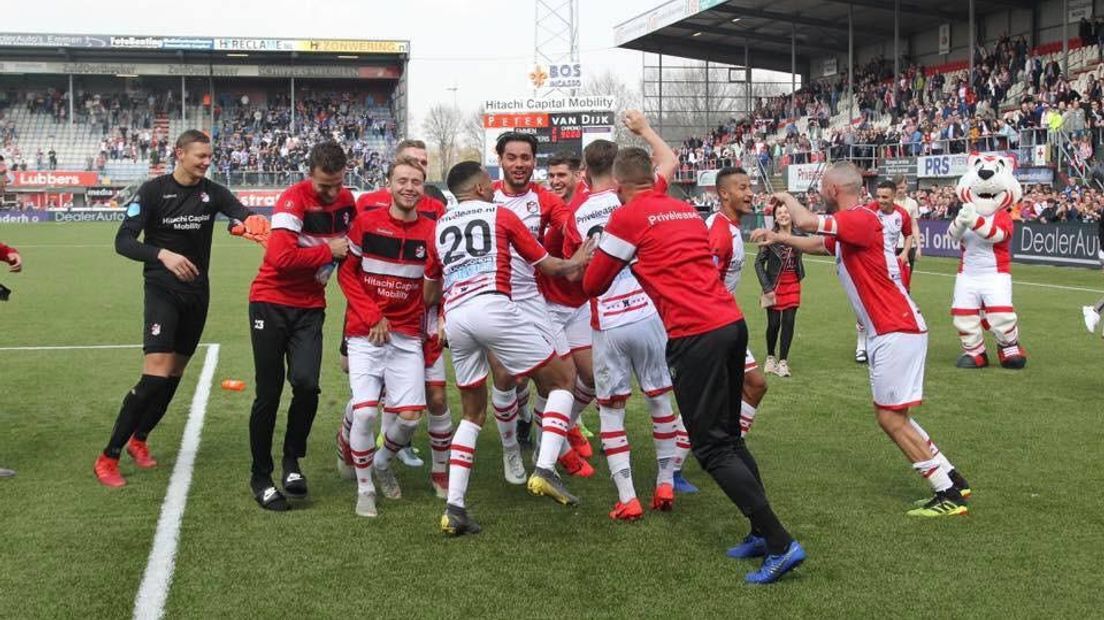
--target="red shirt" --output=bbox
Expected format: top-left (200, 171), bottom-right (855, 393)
top-left (582, 188), bottom-right (743, 339)
top-left (539, 186), bottom-right (589, 308)
top-left (424, 200), bottom-right (549, 313)
top-left (249, 180), bottom-right (356, 309)
top-left (356, 188), bottom-right (446, 221)
top-left (338, 207), bottom-right (434, 338)
top-left (818, 207), bottom-right (926, 336)
top-left (0, 242), bottom-right (14, 263)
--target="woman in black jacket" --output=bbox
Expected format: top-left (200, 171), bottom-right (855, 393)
top-left (755, 204), bottom-right (805, 377)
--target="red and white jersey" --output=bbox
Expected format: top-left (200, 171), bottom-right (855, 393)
top-left (356, 188), bottom-right (446, 221)
top-left (538, 186), bottom-right (590, 308)
top-left (582, 187), bottom-right (743, 339)
top-left (338, 207), bottom-right (434, 339)
top-left (492, 181), bottom-right (570, 301)
top-left (865, 202), bottom-right (913, 257)
top-left (958, 209), bottom-right (1013, 275)
top-left (705, 211), bottom-right (745, 295)
top-left (424, 200), bottom-right (549, 313)
top-left (249, 180), bottom-right (355, 309)
top-left (565, 188), bottom-right (657, 331)
top-left (818, 207), bottom-right (927, 336)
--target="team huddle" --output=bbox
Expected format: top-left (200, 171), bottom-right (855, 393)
top-left (90, 110), bottom-right (999, 586)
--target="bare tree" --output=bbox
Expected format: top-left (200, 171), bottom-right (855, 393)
top-left (422, 104), bottom-right (464, 180)
top-left (460, 109), bottom-right (485, 162)
top-left (581, 70), bottom-right (644, 147)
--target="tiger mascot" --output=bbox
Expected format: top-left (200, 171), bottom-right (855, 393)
top-left (948, 154), bottom-right (1027, 369)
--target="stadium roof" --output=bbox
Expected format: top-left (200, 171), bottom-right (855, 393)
top-left (614, 0), bottom-right (1036, 74)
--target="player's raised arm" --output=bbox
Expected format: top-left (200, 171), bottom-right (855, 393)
top-left (623, 109), bottom-right (677, 181)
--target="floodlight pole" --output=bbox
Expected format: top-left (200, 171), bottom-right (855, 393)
top-left (790, 22), bottom-right (796, 119)
top-left (848, 4), bottom-right (854, 120)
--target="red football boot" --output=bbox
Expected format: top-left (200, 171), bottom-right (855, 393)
top-left (126, 438), bottom-right (158, 469)
top-left (609, 498), bottom-right (644, 521)
top-left (94, 454), bottom-right (126, 488)
top-left (566, 426), bottom-right (593, 460)
top-left (558, 448), bottom-right (595, 478)
top-left (430, 472), bottom-right (448, 499)
top-left (651, 483), bottom-right (675, 511)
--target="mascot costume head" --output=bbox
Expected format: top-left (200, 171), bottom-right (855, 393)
top-left (948, 153), bottom-right (1027, 369)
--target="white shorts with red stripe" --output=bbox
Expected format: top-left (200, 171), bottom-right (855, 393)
top-left (867, 331), bottom-right (926, 411)
top-left (347, 333), bottom-right (426, 413)
top-left (592, 314), bottom-right (672, 405)
top-left (516, 296), bottom-right (570, 357)
top-left (745, 346), bottom-right (758, 371)
top-left (425, 354), bottom-right (446, 387)
top-left (952, 273), bottom-right (1014, 314)
top-left (546, 302), bottom-right (592, 352)
top-left (446, 294), bottom-right (555, 389)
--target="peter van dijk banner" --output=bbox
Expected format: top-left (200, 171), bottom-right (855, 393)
top-left (918, 220), bottom-right (1101, 267)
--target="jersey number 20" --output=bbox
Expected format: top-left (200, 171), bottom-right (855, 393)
top-left (440, 220), bottom-right (492, 265)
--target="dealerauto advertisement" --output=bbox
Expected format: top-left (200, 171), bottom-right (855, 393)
top-left (917, 220), bottom-right (1101, 268)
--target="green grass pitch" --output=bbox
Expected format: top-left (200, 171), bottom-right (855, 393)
top-left (1, 222), bottom-right (1102, 618)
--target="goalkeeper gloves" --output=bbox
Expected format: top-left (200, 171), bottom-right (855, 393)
top-left (230, 215), bottom-right (272, 247)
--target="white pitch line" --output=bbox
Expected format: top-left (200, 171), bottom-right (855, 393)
top-left (804, 258), bottom-right (1104, 294)
top-left (132, 343), bottom-right (220, 620)
top-left (0, 343), bottom-right (215, 352)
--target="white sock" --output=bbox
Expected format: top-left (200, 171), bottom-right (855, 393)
top-left (646, 395), bottom-right (677, 486)
top-left (340, 398), bottom-right (354, 445)
top-left (673, 414), bottom-right (692, 472)
top-left (856, 323), bottom-right (866, 352)
top-left (739, 401), bottom-right (758, 438)
top-left (909, 418), bottom-right (955, 474)
top-left (491, 385), bottom-right (519, 449)
top-left (516, 383), bottom-right (532, 423)
top-left (913, 458), bottom-right (953, 493)
top-left (571, 378), bottom-right (595, 421)
top-left (447, 420), bottom-right (480, 508)
top-left (427, 410), bottom-right (453, 474)
top-left (349, 401), bottom-right (379, 495)
top-left (599, 405), bottom-right (635, 503)
top-left (380, 410), bottom-right (398, 442)
top-left (536, 389), bottom-right (573, 470)
top-left (375, 416), bottom-right (418, 471)
top-left (532, 393), bottom-right (547, 445)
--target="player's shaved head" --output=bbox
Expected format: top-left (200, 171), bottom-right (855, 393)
top-left (584, 140), bottom-right (618, 178)
top-left (447, 161), bottom-right (488, 196)
top-left (820, 162), bottom-right (863, 212)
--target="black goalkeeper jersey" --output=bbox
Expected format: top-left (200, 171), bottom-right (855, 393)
top-left (115, 173), bottom-right (252, 292)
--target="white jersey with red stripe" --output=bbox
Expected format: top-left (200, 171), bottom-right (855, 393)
top-left (424, 199), bottom-right (549, 313)
top-left (958, 209), bottom-right (1013, 275)
top-left (818, 207), bottom-right (927, 336)
top-left (569, 189), bottom-right (657, 331)
top-left (705, 211), bottom-right (745, 294)
top-left (493, 181), bottom-right (561, 301)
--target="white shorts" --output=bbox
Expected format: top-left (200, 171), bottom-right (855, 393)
top-left (867, 331), bottom-right (926, 411)
top-left (546, 302), bottom-right (593, 352)
top-left (347, 333), bottom-right (426, 413)
top-left (952, 273), bottom-right (1014, 314)
top-left (516, 296), bottom-right (570, 357)
top-left (425, 354), bottom-right (446, 387)
top-left (592, 314), bottom-right (673, 405)
top-left (446, 294), bottom-right (555, 389)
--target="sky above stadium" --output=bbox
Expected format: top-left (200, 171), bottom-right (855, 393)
top-left (4, 0), bottom-right (666, 130)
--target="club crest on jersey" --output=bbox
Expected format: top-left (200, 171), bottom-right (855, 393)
top-left (526, 201), bottom-right (538, 214)
top-left (150, 323), bottom-right (161, 336)
top-left (415, 245), bottom-right (426, 259)
top-left (200, 192), bottom-right (210, 203)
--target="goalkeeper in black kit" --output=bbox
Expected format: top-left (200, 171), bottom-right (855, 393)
top-left (94, 129), bottom-right (271, 488)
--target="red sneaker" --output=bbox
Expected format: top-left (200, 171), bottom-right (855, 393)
top-left (94, 454), bottom-right (126, 488)
top-left (651, 483), bottom-right (675, 511)
top-left (430, 472), bottom-right (448, 499)
top-left (609, 498), bottom-right (644, 521)
top-left (126, 438), bottom-right (158, 469)
top-left (566, 426), bottom-right (593, 460)
top-left (558, 449), bottom-right (595, 478)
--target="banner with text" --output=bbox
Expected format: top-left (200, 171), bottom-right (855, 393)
top-left (917, 219), bottom-right (1101, 267)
